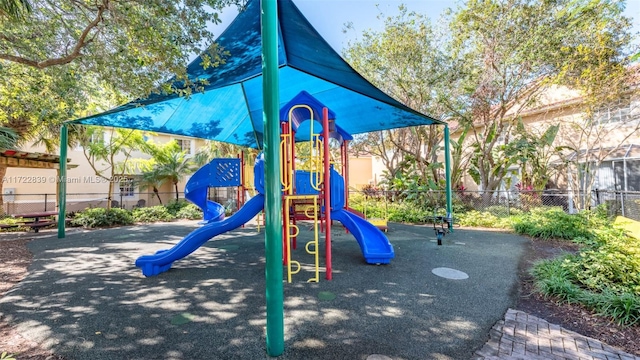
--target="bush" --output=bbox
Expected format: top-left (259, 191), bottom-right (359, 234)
top-left (456, 210), bottom-right (511, 228)
top-left (531, 207), bottom-right (640, 326)
top-left (176, 204), bottom-right (204, 220)
top-left (165, 200), bottom-right (190, 216)
top-left (510, 207), bottom-right (592, 240)
top-left (72, 208), bottom-right (134, 228)
top-left (563, 232), bottom-right (640, 295)
top-left (387, 203), bottom-right (430, 223)
top-left (481, 205), bottom-right (524, 218)
top-left (533, 256), bottom-right (640, 326)
top-left (132, 206), bottom-right (175, 223)
top-left (0, 217), bottom-right (28, 232)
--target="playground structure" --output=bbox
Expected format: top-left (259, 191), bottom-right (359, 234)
top-left (135, 91), bottom-right (395, 278)
top-left (60, 0), bottom-right (452, 355)
top-left (184, 153), bottom-right (249, 223)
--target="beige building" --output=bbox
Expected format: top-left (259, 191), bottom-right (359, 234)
top-left (453, 80), bottom-right (640, 196)
top-left (3, 129), bottom-right (381, 214)
top-left (2, 130), bottom-right (207, 214)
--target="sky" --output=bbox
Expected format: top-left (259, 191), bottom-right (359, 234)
top-left (212, 0), bottom-right (640, 54)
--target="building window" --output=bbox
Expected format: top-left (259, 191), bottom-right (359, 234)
top-left (175, 138), bottom-right (193, 155)
top-left (119, 177), bottom-right (135, 197)
top-left (594, 97), bottom-right (640, 125)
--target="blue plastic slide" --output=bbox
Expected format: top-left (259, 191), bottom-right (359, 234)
top-left (331, 209), bottom-right (394, 264)
top-left (135, 194), bottom-right (265, 277)
top-left (184, 162), bottom-right (226, 223)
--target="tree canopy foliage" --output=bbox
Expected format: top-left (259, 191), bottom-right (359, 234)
top-left (0, 0), bottom-right (241, 144)
top-left (344, 0), bottom-right (635, 197)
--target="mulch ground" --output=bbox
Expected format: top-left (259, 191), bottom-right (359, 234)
top-left (515, 238), bottom-right (640, 357)
top-left (1, 234), bottom-right (638, 359)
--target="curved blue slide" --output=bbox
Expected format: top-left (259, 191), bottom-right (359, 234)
top-left (184, 162), bottom-right (225, 223)
top-left (135, 194), bottom-right (265, 277)
top-left (331, 209), bottom-right (394, 264)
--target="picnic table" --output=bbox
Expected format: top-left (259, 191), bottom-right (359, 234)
top-left (11, 211), bottom-right (59, 233)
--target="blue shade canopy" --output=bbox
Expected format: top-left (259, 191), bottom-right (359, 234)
top-left (71, 0), bottom-right (444, 148)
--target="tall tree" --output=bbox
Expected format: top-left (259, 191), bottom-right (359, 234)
top-left (0, 0), bottom-right (240, 144)
top-left (136, 167), bottom-right (166, 206)
top-left (142, 140), bottom-right (197, 201)
top-left (344, 6), bottom-right (450, 188)
top-left (444, 0), bottom-right (633, 201)
top-left (0, 0), bottom-right (30, 19)
top-left (0, 0), bottom-right (239, 211)
top-left (80, 127), bottom-right (146, 209)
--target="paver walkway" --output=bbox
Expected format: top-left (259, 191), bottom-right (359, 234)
top-left (474, 309), bottom-right (640, 360)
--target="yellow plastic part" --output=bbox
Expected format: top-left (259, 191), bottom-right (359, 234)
top-left (614, 216), bottom-right (640, 239)
top-left (284, 195), bottom-right (320, 283)
top-left (256, 211), bottom-right (264, 233)
top-left (368, 218), bottom-right (388, 232)
top-left (279, 134), bottom-right (292, 192)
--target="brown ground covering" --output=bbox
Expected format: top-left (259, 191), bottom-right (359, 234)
top-left (0, 235), bottom-right (638, 359)
top-left (516, 238), bottom-right (640, 357)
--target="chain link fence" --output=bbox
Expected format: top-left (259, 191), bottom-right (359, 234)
top-left (3, 187), bottom-right (639, 221)
top-left (348, 188), bottom-right (640, 221)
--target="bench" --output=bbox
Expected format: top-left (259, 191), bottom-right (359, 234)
top-left (12, 211), bottom-right (59, 233)
top-left (20, 220), bottom-right (56, 232)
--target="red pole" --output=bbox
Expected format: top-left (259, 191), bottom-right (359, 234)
top-left (344, 140), bottom-right (350, 210)
top-left (291, 127), bottom-right (297, 250)
top-left (323, 108), bottom-right (332, 280)
top-left (239, 151), bottom-right (245, 206)
top-left (280, 122), bottom-right (288, 264)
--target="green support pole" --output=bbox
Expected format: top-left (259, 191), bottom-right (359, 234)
top-left (444, 125), bottom-right (453, 232)
top-left (261, 0), bottom-right (284, 356)
top-left (57, 124), bottom-right (68, 238)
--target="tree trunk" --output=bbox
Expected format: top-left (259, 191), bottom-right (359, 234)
top-left (107, 180), bottom-right (113, 210)
top-left (153, 187), bottom-right (163, 205)
top-left (0, 165), bottom-right (6, 215)
top-left (174, 182), bottom-right (179, 201)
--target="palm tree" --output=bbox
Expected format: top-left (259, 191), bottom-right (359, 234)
top-left (137, 168), bottom-right (166, 205)
top-left (152, 143), bottom-right (197, 201)
top-left (0, 0), bottom-right (31, 19)
top-left (0, 126), bottom-right (18, 149)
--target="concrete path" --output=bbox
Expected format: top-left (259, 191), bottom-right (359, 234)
top-left (474, 309), bottom-right (640, 360)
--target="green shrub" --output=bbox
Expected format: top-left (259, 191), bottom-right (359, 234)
top-left (132, 206), bottom-right (175, 223)
top-left (165, 200), bottom-right (190, 216)
top-left (563, 232), bottom-right (640, 295)
top-left (481, 205), bottom-right (524, 217)
top-left (456, 210), bottom-right (511, 228)
top-left (387, 203), bottom-right (430, 223)
top-left (531, 210), bottom-right (640, 326)
top-left (532, 256), bottom-right (640, 326)
top-left (72, 208), bottom-right (134, 228)
top-left (0, 217), bottom-right (27, 231)
top-left (176, 204), bottom-right (204, 220)
top-left (349, 196), bottom-right (431, 224)
top-left (510, 207), bottom-right (592, 240)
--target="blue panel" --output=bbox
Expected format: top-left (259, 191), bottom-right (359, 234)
top-left (294, 170), bottom-right (320, 195)
top-left (208, 159), bottom-right (242, 187)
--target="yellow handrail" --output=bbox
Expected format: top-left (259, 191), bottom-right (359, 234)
top-left (284, 195), bottom-right (320, 283)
